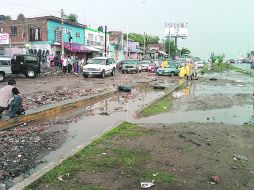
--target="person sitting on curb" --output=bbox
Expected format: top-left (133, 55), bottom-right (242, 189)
top-left (0, 79), bottom-right (16, 119)
top-left (9, 88), bottom-right (25, 118)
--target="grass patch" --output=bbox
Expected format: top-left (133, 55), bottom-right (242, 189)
top-left (29, 122), bottom-right (170, 190)
top-left (138, 94), bottom-right (172, 117)
top-left (40, 122), bottom-right (148, 183)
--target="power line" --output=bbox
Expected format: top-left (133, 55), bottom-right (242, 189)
top-left (1, 0), bottom-right (56, 13)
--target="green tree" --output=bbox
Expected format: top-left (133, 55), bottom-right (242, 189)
top-left (0, 15), bottom-right (11, 21)
top-left (165, 39), bottom-right (177, 58)
top-left (66, 14), bottom-right (78, 23)
top-left (124, 33), bottom-right (160, 46)
top-left (181, 48), bottom-right (191, 56)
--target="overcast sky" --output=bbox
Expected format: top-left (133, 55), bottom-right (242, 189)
top-left (1, 0), bottom-right (254, 59)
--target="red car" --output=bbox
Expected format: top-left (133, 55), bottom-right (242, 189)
top-left (147, 63), bottom-right (157, 72)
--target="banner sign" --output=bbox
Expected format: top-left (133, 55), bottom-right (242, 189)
top-left (0, 33), bottom-right (10, 45)
top-left (165, 22), bottom-right (188, 38)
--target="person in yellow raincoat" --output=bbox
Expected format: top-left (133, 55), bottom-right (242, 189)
top-left (160, 59), bottom-right (169, 68)
top-left (185, 61), bottom-right (192, 80)
top-left (179, 64), bottom-right (186, 78)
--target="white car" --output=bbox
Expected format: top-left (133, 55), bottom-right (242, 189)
top-left (83, 57), bottom-right (116, 78)
top-left (0, 57), bottom-right (12, 82)
top-left (197, 61), bottom-right (205, 68)
top-left (140, 60), bottom-right (151, 71)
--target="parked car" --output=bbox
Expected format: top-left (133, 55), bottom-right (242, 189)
top-left (0, 56), bottom-right (12, 82)
top-left (147, 63), bottom-right (157, 72)
top-left (228, 59), bottom-right (235, 64)
top-left (83, 57), bottom-right (116, 78)
top-left (156, 65), bottom-right (180, 77)
top-left (11, 54), bottom-right (41, 79)
top-left (140, 60), bottom-right (151, 71)
top-left (122, 59), bottom-right (142, 74)
top-left (197, 61), bottom-right (205, 68)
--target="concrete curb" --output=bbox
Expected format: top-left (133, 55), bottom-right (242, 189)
top-left (10, 121), bottom-right (124, 190)
top-left (135, 81), bottom-right (187, 118)
top-left (0, 90), bottom-right (116, 130)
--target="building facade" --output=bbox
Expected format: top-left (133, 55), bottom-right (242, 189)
top-left (0, 16), bottom-right (88, 58)
top-left (84, 27), bottom-right (109, 57)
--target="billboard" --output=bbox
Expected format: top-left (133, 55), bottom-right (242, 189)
top-left (0, 33), bottom-right (10, 45)
top-left (165, 22), bottom-right (188, 38)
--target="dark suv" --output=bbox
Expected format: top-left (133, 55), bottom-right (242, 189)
top-left (11, 54), bottom-right (40, 78)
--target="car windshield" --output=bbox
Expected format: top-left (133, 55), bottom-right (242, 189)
top-left (91, 59), bottom-right (106, 65)
top-left (141, 61), bottom-right (150, 64)
top-left (125, 60), bottom-right (138, 64)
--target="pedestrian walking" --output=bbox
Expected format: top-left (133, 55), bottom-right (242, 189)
top-left (208, 59), bottom-right (212, 71)
top-left (185, 61), bottom-right (192, 80)
top-left (67, 56), bottom-right (72, 73)
top-left (0, 79), bottom-right (16, 119)
top-left (9, 88), bottom-right (24, 118)
top-left (62, 56), bottom-right (68, 74)
top-left (193, 61), bottom-right (198, 78)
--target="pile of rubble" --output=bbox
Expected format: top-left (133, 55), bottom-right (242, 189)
top-left (22, 88), bottom-right (114, 110)
top-left (0, 122), bottom-right (67, 189)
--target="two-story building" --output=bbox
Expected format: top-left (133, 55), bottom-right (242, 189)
top-left (109, 31), bottom-right (124, 62)
top-left (84, 27), bottom-right (109, 57)
top-left (0, 16), bottom-right (93, 59)
top-left (124, 39), bottom-right (142, 60)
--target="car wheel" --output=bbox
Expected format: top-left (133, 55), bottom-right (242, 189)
top-left (83, 74), bottom-right (88, 78)
top-left (122, 70), bottom-right (125, 74)
top-left (26, 69), bottom-right (36, 78)
top-left (111, 68), bottom-right (115, 76)
top-left (170, 72), bottom-right (175, 77)
top-left (0, 72), bottom-right (5, 82)
top-left (101, 70), bottom-right (105, 78)
top-left (139, 70), bottom-right (142, 73)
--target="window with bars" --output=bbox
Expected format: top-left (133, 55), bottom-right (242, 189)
top-left (10, 26), bottom-right (17, 36)
top-left (29, 28), bottom-right (41, 41)
top-left (54, 29), bottom-right (62, 42)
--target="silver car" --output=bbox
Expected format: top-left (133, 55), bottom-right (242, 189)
top-left (0, 56), bottom-right (12, 82)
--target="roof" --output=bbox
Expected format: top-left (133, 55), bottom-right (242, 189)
top-left (0, 16), bottom-right (86, 28)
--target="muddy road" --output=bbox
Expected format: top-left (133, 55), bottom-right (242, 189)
top-left (1, 71), bottom-right (254, 189)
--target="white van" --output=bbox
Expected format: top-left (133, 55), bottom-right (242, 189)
top-left (0, 56), bottom-right (12, 82)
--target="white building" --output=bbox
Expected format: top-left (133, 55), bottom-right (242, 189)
top-left (84, 27), bottom-right (109, 57)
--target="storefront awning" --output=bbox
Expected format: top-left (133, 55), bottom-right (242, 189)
top-left (60, 43), bottom-right (101, 53)
top-left (84, 46), bottom-right (100, 52)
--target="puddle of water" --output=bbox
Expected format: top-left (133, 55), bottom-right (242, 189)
top-left (173, 81), bottom-right (253, 97)
top-left (139, 105), bottom-right (254, 126)
top-left (31, 84), bottom-right (176, 171)
top-left (203, 71), bottom-right (254, 83)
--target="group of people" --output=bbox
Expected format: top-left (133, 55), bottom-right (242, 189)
top-left (179, 60), bottom-right (199, 80)
top-left (62, 56), bottom-right (85, 75)
top-left (0, 79), bottom-right (24, 119)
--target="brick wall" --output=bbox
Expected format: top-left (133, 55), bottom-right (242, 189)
top-left (0, 17), bottom-right (48, 47)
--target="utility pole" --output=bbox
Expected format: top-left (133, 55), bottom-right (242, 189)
top-left (143, 32), bottom-right (146, 59)
top-left (105, 25), bottom-right (107, 57)
top-left (61, 9), bottom-right (64, 59)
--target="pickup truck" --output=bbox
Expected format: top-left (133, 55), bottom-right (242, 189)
top-left (83, 57), bottom-right (116, 78)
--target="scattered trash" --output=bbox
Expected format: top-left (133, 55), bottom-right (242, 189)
top-left (102, 153), bottom-right (107, 155)
top-left (250, 171), bottom-right (254, 174)
top-left (118, 85), bottom-right (132, 92)
top-left (163, 107), bottom-right (167, 110)
top-left (154, 85), bottom-right (166, 90)
top-left (233, 154), bottom-right (248, 161)
top-left (152, 173), bottom-right (158, 177)
top-left (141, 182), bottom-right (154, 189)
top-left (210, 176), bottom-right (220, 184)
top-left (209, 77), bottom-right (217, 81)
top-left (57, 173), bottom-right (70, 181)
